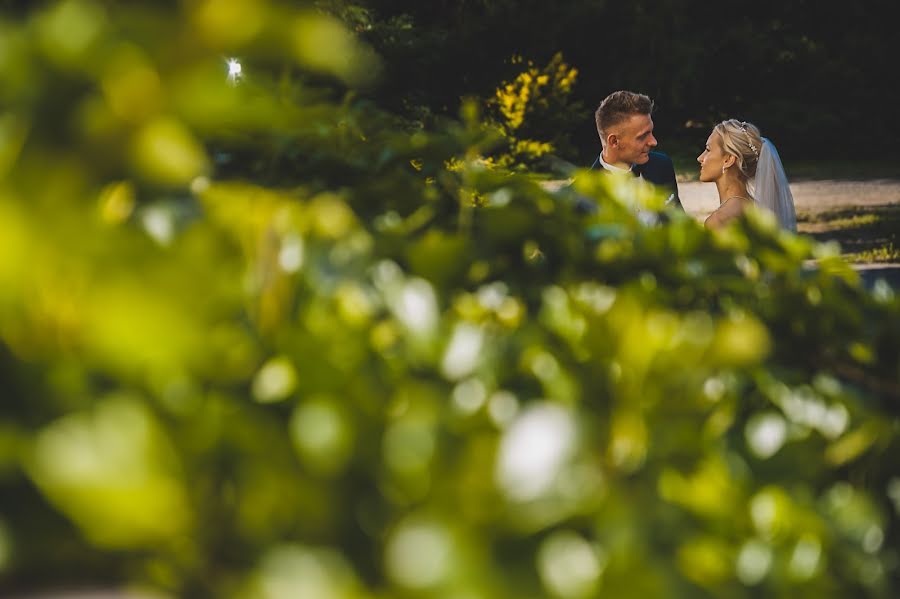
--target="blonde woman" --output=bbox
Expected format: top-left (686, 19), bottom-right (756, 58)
top-left (697, 119), bottom-right (797, 231)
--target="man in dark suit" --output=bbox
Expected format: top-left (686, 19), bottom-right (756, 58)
top-left (590, 90), bottom-right (682, 211)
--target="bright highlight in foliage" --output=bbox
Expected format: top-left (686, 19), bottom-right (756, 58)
top-left (225, 57), bottom-right (242, 83)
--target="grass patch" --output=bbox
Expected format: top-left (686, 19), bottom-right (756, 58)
top-left (798, 212), bottom-right (880, 228)
top-left (799, 204), bottom-right (900, 264)
top-left (845, 244), bottom-right (900, 263)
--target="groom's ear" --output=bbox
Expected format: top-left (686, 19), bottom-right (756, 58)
top-left (606, 133), bottom-right (618, 148)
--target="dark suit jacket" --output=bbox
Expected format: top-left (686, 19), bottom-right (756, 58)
top-left (591, 150), bottom-right (683, 211)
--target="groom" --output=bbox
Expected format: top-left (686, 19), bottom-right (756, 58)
top-left (591, 90), bottom-right (682, 210)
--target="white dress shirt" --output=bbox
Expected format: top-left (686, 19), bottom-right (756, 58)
top-left (597, 152), bottom-right (635, 175)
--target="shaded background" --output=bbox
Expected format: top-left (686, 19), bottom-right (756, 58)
top-left (338, 0), bottom-right (899, 165)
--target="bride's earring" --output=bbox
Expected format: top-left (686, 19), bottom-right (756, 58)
top-left (722, 165), bottom-right (726, 174)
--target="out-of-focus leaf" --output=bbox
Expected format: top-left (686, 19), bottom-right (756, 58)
top-left (27, 397), bottom-right (191, 548)
top-left (130, 117), bottom-right (210, 186)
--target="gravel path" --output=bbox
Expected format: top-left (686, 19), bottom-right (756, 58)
top-left (680, 179), bottom-right (900, 219)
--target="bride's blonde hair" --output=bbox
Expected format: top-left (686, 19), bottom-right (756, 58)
top-left (714, 119), bottom-right (763, 180)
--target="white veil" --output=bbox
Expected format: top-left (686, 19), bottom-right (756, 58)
top-left (750, 138), bottom-right (797, 232)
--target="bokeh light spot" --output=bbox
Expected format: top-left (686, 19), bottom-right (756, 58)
top-left (736, 540), bottom-right (772, 585)
top-left (537, 530), bottom-right (604, 598)
top-left (496, 403), bottom-right (575, 501)
top-left (253, 356), bottom-right (297, 403)
top-left (441, 323), bottom-right (484, 380)
top-left (745, 412), bottom-right (786, 459)
top-left (386, 519), bottom-right (452, 590)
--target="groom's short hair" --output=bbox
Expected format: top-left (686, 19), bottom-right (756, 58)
top-left (595, 91), bottom-right (654, 139)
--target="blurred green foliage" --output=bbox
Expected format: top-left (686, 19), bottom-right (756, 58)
top-left (1, 2), bottom-right (900, 599)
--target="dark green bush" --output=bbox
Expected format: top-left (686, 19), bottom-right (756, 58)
top-left (1, 2), bottom-right (899, 598)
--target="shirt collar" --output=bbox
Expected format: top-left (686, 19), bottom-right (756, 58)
top-left (598, 151), bottom-right (635, 174)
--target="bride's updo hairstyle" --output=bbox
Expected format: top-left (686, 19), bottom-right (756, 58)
top-left (714, 119), bottom-right (763, 180)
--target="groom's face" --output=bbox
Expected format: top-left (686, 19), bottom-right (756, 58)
top-left (612, 113), bottom-right (657, 165)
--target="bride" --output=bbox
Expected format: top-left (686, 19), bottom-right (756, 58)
top-left (697, 119), bottom-right (797, 231)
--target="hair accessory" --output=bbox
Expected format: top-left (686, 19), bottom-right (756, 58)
top-left (739, 121), bottom-right (759, 157)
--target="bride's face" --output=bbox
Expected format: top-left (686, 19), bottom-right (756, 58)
top-left (697, 132), bottom-right (727, 182)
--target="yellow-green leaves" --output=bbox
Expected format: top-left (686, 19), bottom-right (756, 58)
top-left (190, 0), bottom-right (268, 50)
top-left (0, 113), bottom-right (29, 178)
top-left (83, 279), bottom-right (204, 376)
top-left (100, 44), bottom-right (163, 123)
top-left (677, 536), bottom-right (733, 587)
top-left (407, 230), bottom-right (472, 289)
top-left (709, 310), bottom-right (771, 367)
top-left (289, 396), bottom-right (355, 476)
top-left (27, 397), bottom-right (191, 547)
top-left (97, 180), bottom-right (136, 224)
top-left (290, 13), bottom-right (381, 87)
top-left (0, 197), bottom-right (28, 297)
top-left (130, 117), bottom-right (209, 186)
top-left (34, 0), bottom-right (108, 70)
top-left (487, 53), bottom-right (579, 167)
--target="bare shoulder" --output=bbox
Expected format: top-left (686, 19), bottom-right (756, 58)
top-left (704, 197), bottom-right (754, 229)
